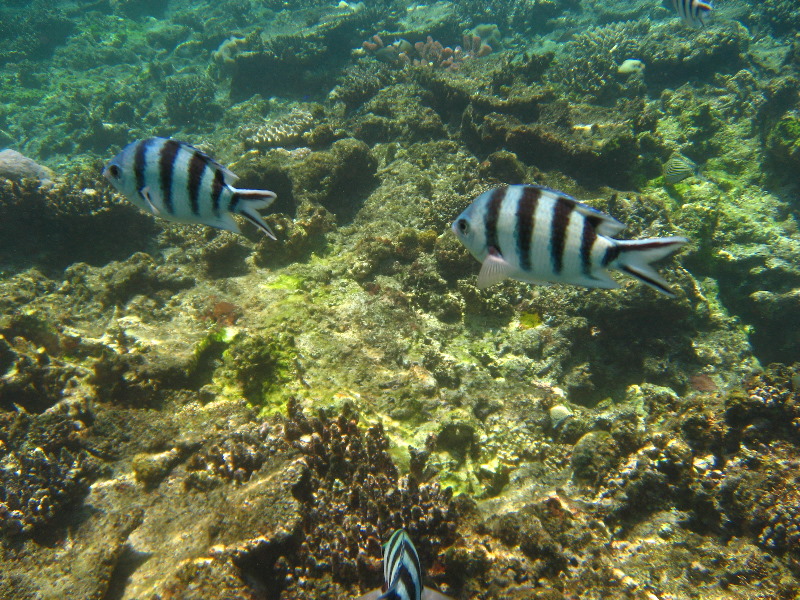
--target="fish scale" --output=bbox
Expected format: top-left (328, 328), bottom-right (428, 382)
top-left (452, 184), bottom-right (688, 296)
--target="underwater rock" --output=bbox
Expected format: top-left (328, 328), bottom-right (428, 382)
top-left (0, 149), bottom-right (54, 184)
top-left (131, 448), bottom-right (183, 487)
top-left (463, 102), bottom-right (644, 188)
top-left (570, 430), bottom-right (619, 485)
top-left (766, 112), bottom-right (800, 169)
top-left (0, 177), bottom-right (158, 271)
top-left (110, 0), bottom-right (166, 17)
top-left (0, 503), bottom-right (141, 600)
top-left (238, 138), bottom-right (377, 225)
top-left (0, 332), bottom-right (80, 413)
top-left (724, 364), bottom-right (800, 446)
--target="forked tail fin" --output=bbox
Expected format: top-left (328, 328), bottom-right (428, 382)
top-left (231, 188), bottom-right (277, 239)
top-left (614, 236), bottom-right (687, 296)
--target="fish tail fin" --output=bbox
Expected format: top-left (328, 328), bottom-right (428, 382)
top-left (231, 188), bottom-right (277, 240)
top-left (614, 236), bottom-right (687, 296)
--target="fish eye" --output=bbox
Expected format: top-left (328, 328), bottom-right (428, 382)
top-left (457, 219), bottom-right (470, 234)
top-left (107, 164), bottom-right (121, 179)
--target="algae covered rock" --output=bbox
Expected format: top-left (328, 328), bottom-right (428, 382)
top-left (570, 430), bottom-right (619, 485)
top-left (235, 138), bottom-right (377, 224)
top-left (766, 112), bottom-right (800, 168)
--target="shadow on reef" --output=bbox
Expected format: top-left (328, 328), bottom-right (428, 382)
top-left (0, 177), bottom-right (158, 274)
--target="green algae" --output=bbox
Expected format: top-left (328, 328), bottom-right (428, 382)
top-left (767, 114), bottom-right (800, 164)
top-left (518, 310), bottom-right (542, 329)
top-left (265, 273), bottom-right (307, 292)
top-left (217, 332), bottom-right (300, 417)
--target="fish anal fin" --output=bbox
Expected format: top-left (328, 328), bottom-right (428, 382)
top-left (477, 250), bottom-right (513, 289)
top-left (211, 214), bottom-right (242, 234)
top-left (423, 586), bottom-right (455, 600)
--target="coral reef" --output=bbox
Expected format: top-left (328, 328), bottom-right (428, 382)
top-left (278, 399), bottom-right (457, 594)
top-left (2, 0), bottom-right (800, 597)
top-left (0, 405), bottom-right (99, 538)
top-left (164, 74), bottom-right (222, 126)
top-left (361, 33), bottom-right (493, 70)
top-left (242, 106), bottom-right (318, 150)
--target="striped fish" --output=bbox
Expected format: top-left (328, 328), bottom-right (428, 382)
top-left (663, 152), bottom-right (701, 184)
top-left (103, 138), bottom-right (277, 238)
top-left (452, 185), bottom-right (687, 296)
top-left (357, 530), bottom-right (452, 600)
top-left (671, 0), bottom-right (712, 28)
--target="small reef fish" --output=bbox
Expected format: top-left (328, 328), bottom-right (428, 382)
top-left (663, 152), bottom-right (704, 184)
top-left (672, 0), bottom-right (712, 28)
top-left (452, 185), bottom-right (687, 296)
top-left (103, 138), bottom-right (277, 238)
top-left (357, 529), bottom-right (452, 600)
top-left (617, 59), bottom-right (645, 74)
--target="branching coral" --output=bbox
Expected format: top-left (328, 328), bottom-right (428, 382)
top-left (0, 409), bottom-right (98, 538)
top-left (281, 399), bottom-right (457, 592)
top-left (547, 19), bottom-right (649, 103)
top-left (361, 33), bottom-right (492, 70)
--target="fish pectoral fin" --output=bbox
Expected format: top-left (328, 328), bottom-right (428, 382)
top-left (139, 187), bottom-right (161, 215)
top-left (353, 588), bottom-right (383, 600)
top-left (477, 251), bottom-right (513, 289)
top-left (422, 586), bottom-right (455, 600)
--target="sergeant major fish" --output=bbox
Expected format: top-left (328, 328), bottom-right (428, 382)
top-left (357, 529), bottom-right (452, 600)
top-left (671, 0), bottom-right (712, 28)
top-left (452, 185), bottom-right (687, 297)
top-left (103, 138), bottom-right (277, 238)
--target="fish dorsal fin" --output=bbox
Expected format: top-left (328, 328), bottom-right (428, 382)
top-left (574, 202), bottom-right (625, 236)
top-left (535, 185), bottom-right (625, 236)
top-left (478, 250), bottom-right (513, 289)
top-left (176, 140), bottom-right (240, 185)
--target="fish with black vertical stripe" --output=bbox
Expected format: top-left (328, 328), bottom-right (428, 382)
top-left (452, 185), bottom-right (687, 296)
top-left (671, 0), bottom-right (712, 28)
top-left (103, 138), bottom-right (277, 238)
top-left (357, 529), bottom-right (452, 600)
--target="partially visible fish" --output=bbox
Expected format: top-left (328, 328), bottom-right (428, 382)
top-left (663, 152), bottom-right (703, 184)
top-left (452, 185), bottom-right (687, 296)
top-left (103, 138), bottom-right (277, 238)
top-left (617, 59), bottom-right (645, 74)
top-left (671, 0), bottom-right (712, 28)
top-left (357, 529), bottom-right (452, 600)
